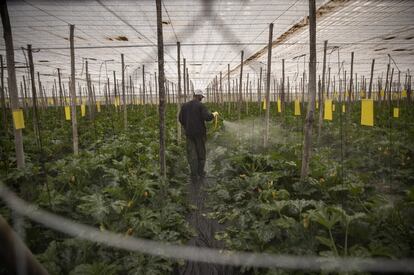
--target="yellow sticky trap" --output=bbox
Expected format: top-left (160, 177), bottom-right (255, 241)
top-left (81, 104), bottom-right (86, 117)
top-left (97, 101), bottom-right (101, 112)
top-left (114, 96), bottom-right (120, 107)
top-left (361, 99), bottom-right (374, 126)
top-left (65, 106), bottom-right (71, 120)
top-left (380, 90), bottom-right (385, 98)
top-left (402, 89), bottom-right (407, 98)
top-left (214, 115), bottom-right (218, 130)
top-left (277, 100), bottom-right (281, 113)
top-left (294, 99), bottom-right (301, 116)
top-left (332, 104), bottom-right (336, 112)
top-left (316, 102), bottom-right (319, 110)
top-left (393, 107), bottom-right (399, 118)
top-left (12, 109), bottom-right (25, 130)
top-left (323, 99), bottom-right (332, 121)
top-left (262, 98), bottom-right (267, 110)
top-left (342, 104), bottom-right (346, 113)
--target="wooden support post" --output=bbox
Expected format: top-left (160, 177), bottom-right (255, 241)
top-left (327, 67), bottom-right (331, 99)
top-left (142, 65), bottom-right (146, 105)
top-left (166, 80), bottom-right (170, 104)
top-left (231, 79), bottom-right (235, 108)
top-left (246, 73), bottom-right (249, 114)
top-left (177, 41), bottom-right (182, 142)
top-left (104, 81), bottom-right (108, 107)
top-left (52, 79), bottom-right (57, 106)
top-left (300, 0), bottom-right (317, 181)
top-left (156, 72), bottom-right (159, 105)
top-left (183, 58), bottom-right (186, 101)
top-left (368, 59), bottom-right (375, 99)
top-left (258, 67), bottom-right (262, 114)
top-left (106, 77), bottom-right (110, 106)
top-left (213, 75), bottom-right (218, 105)
top-left (250, 80), bottom-right (253, 104)
top-left (389, 67), bottom-right (394, 106)
top-left (302, 71), bottom-right (305, 104)
top-left (264, 23), bottom-right (273, 147)
top-left (227, 64), bottom-right (231, 113)
top-left (69, 25), bottom-right (78, 155)
top-left (19, 82), bottom-right (24, 110)
top-left (1, 1), bottom-right (24, 167)
top-left (317, 40), bottom-right (327, 144)
top-left (286, 77), bottom-right (291, 103)
top-left (57, 68), bottom-right (64, 108)
top-left (238, 51), bottom-right (244, 120)
top-left (27, 45), bottom-right (40, 146)
top-left (355, 73), bottom-right (358, 100)
top-left (397, 70), bottom-right (401, 98)
top-left (113, 71), bottom-right (118, 110)
top-left (129, 75), bottom-right (133, 106)
top-left (85, 61), bottom-right (95, 119)
top-left (149, 78), bottom-right (153, 105)
top-left (220, 71), bottom-right (223, 106)
top-left (0, 55), bottom-right (6, 132)
top-left (348, 52), bottom-right (354, 106)
top-left (186, 68), bottom-right (189, 98)
top-left (37, 72), bottom-right (44, 109)
top-left (121, 54), bottom-right (127, 129)
top-left (282, 59), bottom-right (285, 112)
top-left (408, 73), bottom-right (411, 103)
top-left (156, 0), bottom-right (166, 178)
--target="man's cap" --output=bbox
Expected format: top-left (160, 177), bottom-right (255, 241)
top-left (194, 89), bottom-right (206, 98)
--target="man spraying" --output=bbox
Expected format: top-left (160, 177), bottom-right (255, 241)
top-left (179, 90), bottom-right (218, 182)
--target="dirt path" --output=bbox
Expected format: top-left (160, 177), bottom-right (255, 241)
top-left (178, 140), bottom-right (235, 275)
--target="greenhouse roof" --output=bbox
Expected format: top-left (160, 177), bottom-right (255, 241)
top-left (1, 0), bottom-right (413, 93)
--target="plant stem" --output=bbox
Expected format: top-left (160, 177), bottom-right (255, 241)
top-left (329, 228), bottom-right (339, 256)
top-left (344, 222), bottom-right (349, 256)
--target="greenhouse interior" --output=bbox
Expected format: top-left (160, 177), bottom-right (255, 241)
top-left (0, 0), bottom-right (413, 274)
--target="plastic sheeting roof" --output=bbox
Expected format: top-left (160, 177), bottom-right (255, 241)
top-left (1, 0), bottom-right (413, 94)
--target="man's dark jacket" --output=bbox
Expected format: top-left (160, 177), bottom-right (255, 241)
top-left (179, 99), bottom-right (214, 137)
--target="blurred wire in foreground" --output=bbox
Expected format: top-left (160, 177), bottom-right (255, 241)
top-left (0, 183), bottom-right (413, 273)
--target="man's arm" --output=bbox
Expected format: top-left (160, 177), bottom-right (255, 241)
top-left (201, 104), bottom-right (214, 121)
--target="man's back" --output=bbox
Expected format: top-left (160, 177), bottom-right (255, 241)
top-left (179, 99), bottom-right (213, 137)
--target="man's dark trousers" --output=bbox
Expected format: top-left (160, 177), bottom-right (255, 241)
top-left (186, 135), bottom-right (206, 178)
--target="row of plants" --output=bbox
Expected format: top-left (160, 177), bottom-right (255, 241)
top-left (0, 100), bottom-right (413, 274)
top-left (1, 105), bottom-right (195, 274)
top-left (205, 102), bottom-right (414, 274)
